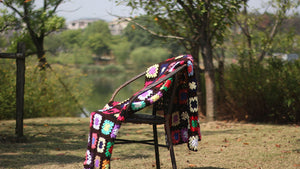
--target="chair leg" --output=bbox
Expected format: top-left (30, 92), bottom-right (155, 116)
top-left (153, 124), bottom-right (161, 169)
top-left (165, 115), bottom-right (177, 169)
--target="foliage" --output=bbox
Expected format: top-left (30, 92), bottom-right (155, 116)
top-left (0, 0), bottom-right (66, 69)
top-left (45, 20), bottom-right (113, 63)
top-left (0, 60), bottom-right (16, 119)
top-left (117, 0), bottom-right (244, 121)
top-left (0, 57), bottom-right (92, 119)
top-left (222, 58), bottom-right (300, 123)
top-left (281, 13), bottom-right (300, 35)
top-left (0, 35), bottom-right (8, 51)
top-left (1, 0), bottom-right (300, 123)
top-left (44, 29), bottom-right (83, 55)
top-left (123, 16), bottom-right (165, 48)
top-left (111, 37), bottom-right (132, 64)
top-left (83, 33), bottom-right (110, 56)
top-left (119, 0), bottom-right (242, 51)
top-left (233, 0), bottom-right (300, 62)
top-left (82, 20), bottom-right (112, 56)
top-left (5, 30), bottom-right (36, 53)
top-left (129, 46), bottom-right (169, 69)
top-left (80, 64), bottom-right (125, 74)
top-left (122, 15), bottom-right (185, 56)
top-left (0, 8), bottom-right (19, 32)
top-left (49, 47), bottom-right (94, 65)
top-left (217, 0), bottom-right (300, 124)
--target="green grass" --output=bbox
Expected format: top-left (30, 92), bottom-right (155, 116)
top-left (0, 118), bottom-right (299, 169)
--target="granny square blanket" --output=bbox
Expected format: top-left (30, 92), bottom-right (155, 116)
top-left (83, 55), bottom-right (201, 169)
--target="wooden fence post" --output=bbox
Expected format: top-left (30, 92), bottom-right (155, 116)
top-left (15, 43), bottom-right (26, 141)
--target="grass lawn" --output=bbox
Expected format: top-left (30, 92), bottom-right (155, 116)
top-left (0, 117), bottom-right (299, 169)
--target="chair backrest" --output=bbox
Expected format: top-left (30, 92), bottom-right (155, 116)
top-left (106, 55), bottom-right (200, 138)
top-left (125, 64), bottom-right (186, 112)
top-left (110, 64), bottom-right (186, 101)
top-left (109, 63), bottom-right (187, 114)
top-left (109, 71), bottom-right (146, 102)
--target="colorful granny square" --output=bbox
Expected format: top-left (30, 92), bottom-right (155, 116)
top-left (83, 55), bottom-right (201, 169)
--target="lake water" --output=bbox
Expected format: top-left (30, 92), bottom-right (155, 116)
top-left (81, 71), bottom-right (145, 116)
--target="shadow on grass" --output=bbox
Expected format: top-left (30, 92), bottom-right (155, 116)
top-left (201, 129), bottom-right (244, 136)
top-left (0, 119), bottom-right (88, 168)
top-left (117, 153), bottom-right (151, 159)
top-left (293, 149), bottom-right (300, 153)
top-left (184, 167), bottom-right (228, 169)
top-left (1, 119), bottom-right (158, 168)
top-left (0, 154), bottom-right (83, 168)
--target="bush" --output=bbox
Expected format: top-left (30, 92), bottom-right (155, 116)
top-left (129, 47), bottom-right (170, 69)
top-left (49, 47), bottom-right (94, 65)
top-left (111, 39), bottom-right (131, 64)
top-left (222, 58), bottom-right (300, 123)
top-left (0, 57), bottom-right (92, 119)
top-left (0, 60), bottom-right (16, 119)
top-left (81, 64), bottom-right (124, 74)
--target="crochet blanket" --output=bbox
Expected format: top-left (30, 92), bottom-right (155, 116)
top-left (83, 55), bottom-right (201, 169)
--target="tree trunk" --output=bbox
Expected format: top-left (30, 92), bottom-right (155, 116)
top-left (216, 48), bottom-right (225, 120)
top-left (202, 42), bottom-right (215, 122)
top-left (217, 48), bottom-right (225, 106)
top-left (190, 45), bottom-right (205, 116)
top-left (35, 38), bottom-right (49, 70)
top-left (37, 50), bottom-right (48, 70)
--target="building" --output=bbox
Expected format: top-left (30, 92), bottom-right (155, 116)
top-left (66, 18), bottom-right (100, 30)
top-left (108, 18), bottom-right (130, 35)
top-left (66, 18), bottom-right (130, 36)
top-left (273, 53), bottom-right (299, 61)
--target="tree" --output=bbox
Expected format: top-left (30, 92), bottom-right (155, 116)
top-left (116, 0), bottom-right (242, 121)
top-left (111, 37), bottom-right (131, 64)
top-left (0, 0), bottom-right (65, 70)
top-left (123, 15), bottom-right (185, 56)
top-left (45, 29), bottom-right (83, 55)
top-left (130, 46), bottom-right (169, 69)
top-left (0, 8), bottom-right (19, 32)
top-left (234, 0), bottom-right (300, 63)
top-left (82, 20), bottom-right (112, 56)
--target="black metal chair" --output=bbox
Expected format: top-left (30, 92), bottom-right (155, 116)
top-left (112, 64), bottom-right (187, 169)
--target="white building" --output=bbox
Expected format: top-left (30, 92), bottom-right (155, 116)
top-left (66, 18), bottom-right (100, 30)
top-left (108, 18), bottom-right (130, 35)
top-left (273, 53), bottom-right (299, 61)
top-left (66, 18), bottom-right (130, 35)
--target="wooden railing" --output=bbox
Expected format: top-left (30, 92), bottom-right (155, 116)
top-left (0, 43), bottom-right (26, 141)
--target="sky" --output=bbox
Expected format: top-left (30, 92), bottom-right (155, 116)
top-left (57, 0), bottom-right (260, 22)
top-left (56, 0), bottom-right (286, 22)
top-left (57, 0), bottom-right (138, 22)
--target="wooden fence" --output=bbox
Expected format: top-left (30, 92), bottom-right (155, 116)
top-left (0, 43), bottom-right (26, 141)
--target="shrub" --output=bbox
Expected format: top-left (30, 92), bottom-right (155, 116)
top-left (221, 58), bottom-right (300, 123)
top-left (129, 47), bottom-right (170, 69)
top-left (0, 60), bottom-right (16, 119)
top-left (49, 47), bottom-right (94, 65)
top-left (0, 57), bottom-right (92, 119)
top-left (81, 64), bottom-right (124, 74)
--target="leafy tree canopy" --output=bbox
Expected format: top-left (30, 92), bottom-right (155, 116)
top-left (0, 0), bottom-right (66, 69)
top-left (82, 20), bottom-right (112, 56)
top-left (123, 15), bottom-right (185, 56)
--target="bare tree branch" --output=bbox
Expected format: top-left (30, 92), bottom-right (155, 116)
top-left (52, 0), bottom-right (64, 13)
top-left (1, 1), bottom-right (24, 18)
top-left (113, 15), bottom-right (186, 41)
top-left (0, 24), bottom-right (9, 32)
top-left (177, 0), bottom-right (201, 28)
top-left (235, 0), bottom-right (252, 52)
top-left (22, 2), bottom-right (38, 42)
top-left (258, 1), bottom-right (289, 61)
top-left (56, 6), bottom-right (81, 14)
